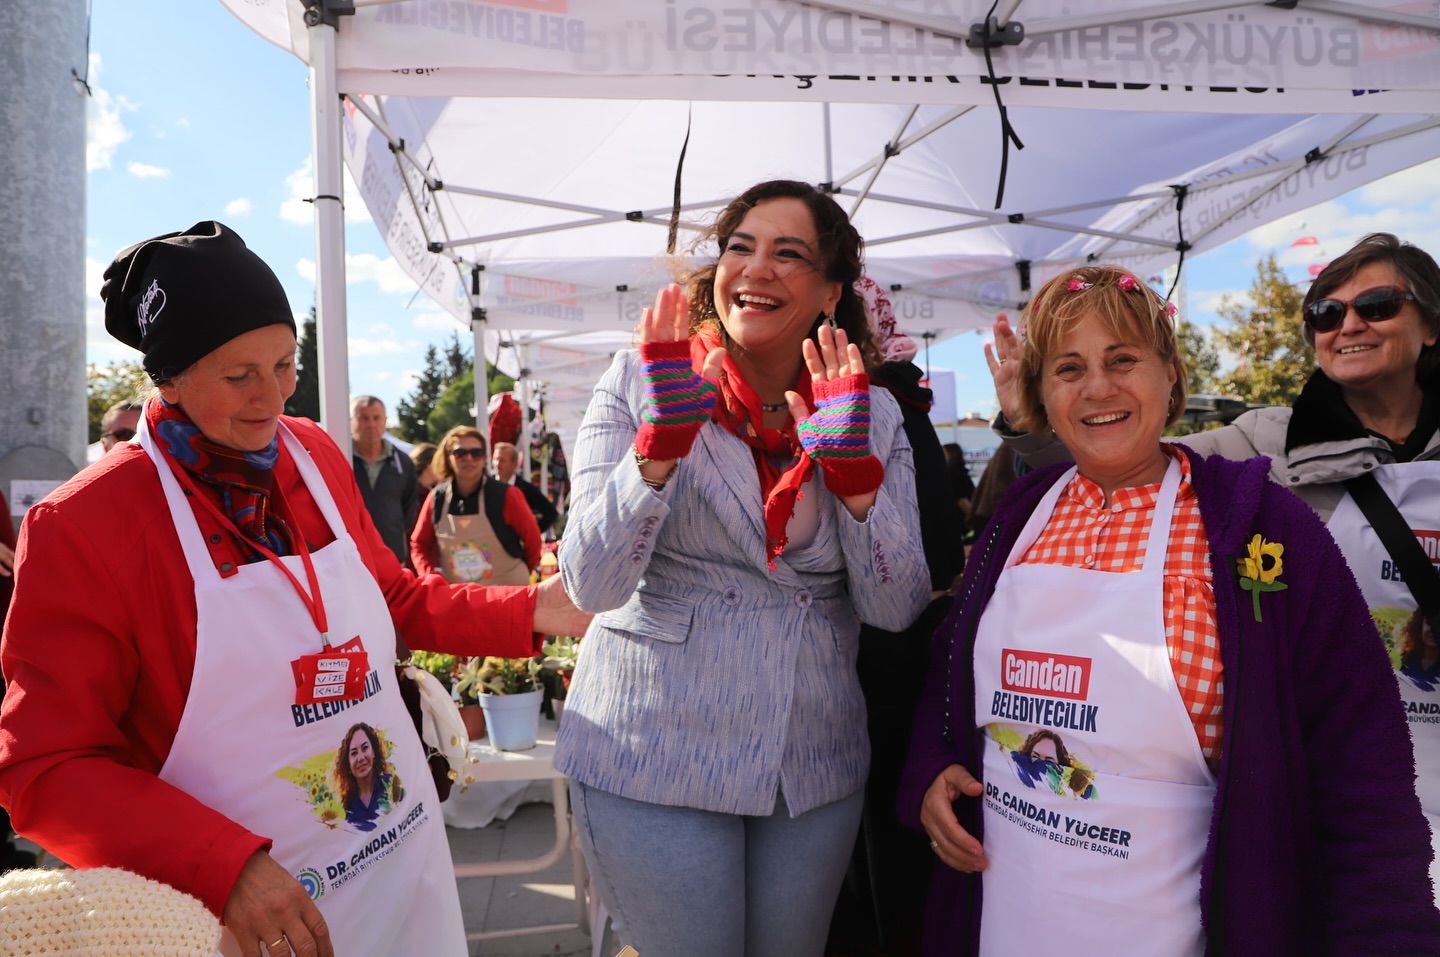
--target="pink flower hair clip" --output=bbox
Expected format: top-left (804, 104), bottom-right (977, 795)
top-left (1165, 301), bottom-right (1178, 317)
top-left (1067, 278), bottom-right (1092, 292)
top-left (1116, 274), bottom-right (1139, 291)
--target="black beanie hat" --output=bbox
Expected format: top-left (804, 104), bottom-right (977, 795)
top-left (101, 221), bottom-right (297, 381)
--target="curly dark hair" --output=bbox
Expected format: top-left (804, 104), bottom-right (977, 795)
top-left (334, 722), bottom-right (390, 810)
top-left (682, 179), bottom-right (881, 368)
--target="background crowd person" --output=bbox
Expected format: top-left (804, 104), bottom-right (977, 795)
top-left (0, 221), bottom-right (589, 957)
top-left (350, 395), bottom-right (419, 568)
top-left (941, 441), bottom-right (975, 524)
top-left (990, 233), bottom-right (1440, 902)
top-left (829, 279), bottom-right (966, 957)
top-left (491, 441), bottom-right (559, 536)
top-left (99, 399), bottom-right (143, 454)
top-left (410, 427), bottom-right (541, 586)
top-left (408, 442), bottom-right (439, 493)
top-left (966, 442), bottom-right (1017, 538)
top-left (902, 264), bottom-right (1438, 955)
top-left (555, 180), bottom-right (930, 957)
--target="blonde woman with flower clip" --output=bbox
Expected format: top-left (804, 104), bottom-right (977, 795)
top-left (897, 264), bottom-right (1438, 956)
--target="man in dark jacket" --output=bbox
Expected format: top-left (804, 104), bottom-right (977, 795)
top-left (350, 396), bottom-right (419, 567)
top-left (491, 442), bottom-right (558, 536)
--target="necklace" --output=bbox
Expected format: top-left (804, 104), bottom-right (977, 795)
top-left (760, 401), bottom-right (787, 413)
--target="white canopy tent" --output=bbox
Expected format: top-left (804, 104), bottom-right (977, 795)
top-left (219, 0), bottom-right (1440, 452)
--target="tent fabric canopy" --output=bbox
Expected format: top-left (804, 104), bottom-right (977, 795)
top-left (218, 0), bottom-right (1440, 447)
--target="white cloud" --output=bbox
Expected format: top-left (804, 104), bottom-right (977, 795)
top-left (85, 55), bottom-right (134, 172)
top-left (127, 162), bottom-right (170, 179)
top-left (281, 157), bottom-right (376, 225)
top-left (345, 253), bottom-right (419, 294)
top-left (348, 337), bottom-right (421, 357)
top-left (412, 310), bottom-right (463, 332)
top-left (225, 197), bottom-right (254, 217)
top-left (1357, 157), bottom-right (1440, 209)
top-left (281, 160), bottom-right (314, 225)
top-left (296, 254), bottom-right (417, 296)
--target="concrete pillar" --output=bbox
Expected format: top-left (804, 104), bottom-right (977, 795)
top-left (0, 1), bottom-right (89, 523)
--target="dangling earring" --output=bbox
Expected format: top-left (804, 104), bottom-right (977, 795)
top-left (823, 310), bottom-right (836, 330)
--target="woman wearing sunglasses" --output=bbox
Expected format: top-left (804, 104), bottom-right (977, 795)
top-left (987, 232), bottom-right (1440, 904)
top-left (409, 426), bottom-right (542, 585)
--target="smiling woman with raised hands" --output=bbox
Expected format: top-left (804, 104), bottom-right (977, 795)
top-left (898, 264), bottom-right (1440, 956)
top-left (989, 234), bottom-right (1440, 907)
top-left (553, 179), bottom-right (929, 957)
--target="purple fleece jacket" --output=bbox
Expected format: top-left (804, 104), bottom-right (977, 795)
top-left (898, 446), bottom-right (1440, 956)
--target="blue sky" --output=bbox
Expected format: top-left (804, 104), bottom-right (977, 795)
top-left (85, 1), bottom-right (1440, 424)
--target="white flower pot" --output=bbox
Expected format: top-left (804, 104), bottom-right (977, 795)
top-left (478, 688), bottom-right (543, 751)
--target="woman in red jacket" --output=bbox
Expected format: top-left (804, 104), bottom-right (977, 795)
top-left (0, 222), bottom-right (586, 957)
top-left (409, 425), bottom-right (541, 585)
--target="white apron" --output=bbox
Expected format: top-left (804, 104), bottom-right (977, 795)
top-left (974, 461), bottom-right (1215, 957)
top-left (140, 417), bottom-right (465, 957)
top-left (434, 483), bottom-right (531, 586)
top-left (1327, 461), bottom-right (1440, 903)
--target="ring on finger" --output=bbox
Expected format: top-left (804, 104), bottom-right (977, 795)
top-left (929, 839), bottom-right (940, 852)
top-left (267, 936), bottom-right (289, 954)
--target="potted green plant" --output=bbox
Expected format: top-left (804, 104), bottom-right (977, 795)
top-left (540, 636), bottom-right (580, 724)
top-left (451, 656), bottom-right (488, 741)
top-left (474, 655), bottom-right (544, 751)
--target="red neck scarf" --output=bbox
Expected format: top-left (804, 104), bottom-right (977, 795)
top-left (146, 398), bottom-right (294, 558)
top-left (690, 327), bottom-right (814, 567)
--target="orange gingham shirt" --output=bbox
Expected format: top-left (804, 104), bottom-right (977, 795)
top-left (1019, 447), bottom-right (1223, 767)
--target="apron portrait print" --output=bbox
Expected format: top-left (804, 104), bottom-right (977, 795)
top-left (1326, 460), bottom-right (1440, 904)
top-left (974, 461), bottom-right (1213, 957)
top-left (139, 416), bottom-right (467, 957)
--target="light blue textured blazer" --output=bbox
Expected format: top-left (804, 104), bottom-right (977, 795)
top-left (553, 348), bottom-right (930, 816)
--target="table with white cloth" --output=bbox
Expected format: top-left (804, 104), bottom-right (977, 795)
top-left (445, 717), bottom-right (595, 943)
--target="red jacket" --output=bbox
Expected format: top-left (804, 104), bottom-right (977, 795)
top-left (0, 417), bottom-right (536, 916)
top-left (409, 481), bottom-right (543, 578)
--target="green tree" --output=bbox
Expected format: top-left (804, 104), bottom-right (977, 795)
top-left (86, 361), bottom-right (150, 443)
top-left (1177, 317), bottom-right (1220, 398)
top-left (427, 368), bottom-right (476, 440)
top-left (396, 344), bottom-right (447, 442)
top-left (285, 306), bottom-right (321, 421)
top-left (1212, 253), bottom-right (1309, 408)
top-left (426, 364), bottom-right (517, 441)
top-left (443, 333), bottom-right (470, 382)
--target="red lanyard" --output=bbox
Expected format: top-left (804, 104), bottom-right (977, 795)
top-left (167, 459), bottom-right (333, 646)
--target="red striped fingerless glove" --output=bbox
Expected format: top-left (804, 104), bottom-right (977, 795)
top-left (633, 340), bottom-right (718, 461)
top-left (796, 373), bottom-right (884, 497)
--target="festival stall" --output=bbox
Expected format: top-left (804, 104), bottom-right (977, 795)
top-left (218, 0), bottom-right (1440, 449)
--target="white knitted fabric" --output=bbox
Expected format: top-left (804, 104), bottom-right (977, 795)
top-left (0, 867), bottom-right (220, 957)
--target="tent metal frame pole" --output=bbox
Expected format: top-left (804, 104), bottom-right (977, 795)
top-left (832, 106), bottom-right (974, 188)
top-left (472, 323), bottom-right (489, 433)
top-left (849, 105), bottom-right (918, 217)
top-left (308, 15), bottom-right (351, 452)
top-left (1083, 114), bottom-right (1434, 261)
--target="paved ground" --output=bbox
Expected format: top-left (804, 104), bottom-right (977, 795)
top-left (452, 801), bottom-right (606, 957)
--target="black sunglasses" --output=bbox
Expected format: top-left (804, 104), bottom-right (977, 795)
top-left (1304, 286), bottom-right (1416, 332)
top-left (104, 428), bottom-right (136, 442)
top-left (449, 447), bottom-right (486, 460)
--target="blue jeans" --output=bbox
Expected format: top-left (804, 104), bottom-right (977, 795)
top-left (570, 780), bottom-right (864, 957)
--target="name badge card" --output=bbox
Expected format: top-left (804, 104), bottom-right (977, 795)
top-left (291, 637), bottom-right (370, 705)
